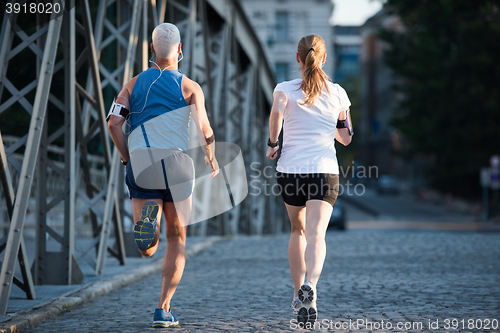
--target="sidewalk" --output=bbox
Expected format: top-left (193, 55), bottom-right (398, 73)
top-left (0, 236), bottom-right (222, 333)
top-left (339, 185), bottom-right (500, 232)
top-left (341, 186), bottom-right (476, 222)
top-left (14, 231), bottom-right (500, 332)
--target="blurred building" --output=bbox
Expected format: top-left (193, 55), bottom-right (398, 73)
top-left (240, 0), bottom-right (335, 83)
top-left (359, 7), bottom-right (405, 177)
top-left (332, 25), bottom-right (361, 83)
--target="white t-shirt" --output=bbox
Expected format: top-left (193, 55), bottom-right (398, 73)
top-left (274, 78), bottom-right (351, 174)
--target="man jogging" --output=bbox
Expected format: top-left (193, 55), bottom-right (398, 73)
top-left (107, 23), bottom-right (218, 328)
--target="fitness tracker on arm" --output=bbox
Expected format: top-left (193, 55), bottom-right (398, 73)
top-left (337, 109), bottom-right (354, 136)
top-left (106, 98), bottom-right (130, 122)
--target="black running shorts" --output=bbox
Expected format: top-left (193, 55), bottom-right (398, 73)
top-left (276, 172), bottom-right (339, 207)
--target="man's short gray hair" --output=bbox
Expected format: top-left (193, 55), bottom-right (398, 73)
top-left (152, 23), bottom-right (181, 59)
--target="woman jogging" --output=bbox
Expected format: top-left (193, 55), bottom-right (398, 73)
top-left (266, 34), bottom-right (353, 326)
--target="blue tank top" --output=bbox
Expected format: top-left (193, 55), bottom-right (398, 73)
top-left (129, 69), bottom-right (188, 131)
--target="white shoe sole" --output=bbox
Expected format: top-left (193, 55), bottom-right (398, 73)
top-left (297, 283), bottom-right (317, 324)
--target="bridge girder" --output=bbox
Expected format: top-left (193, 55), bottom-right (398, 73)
top-left (0, 0), bottom-right (282, 315)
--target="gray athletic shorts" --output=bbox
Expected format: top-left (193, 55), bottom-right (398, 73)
top-left (126, 151), bottom-right (194, 202)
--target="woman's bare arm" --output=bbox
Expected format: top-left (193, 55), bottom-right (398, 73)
top-left (266, 91), bottom-right (288, 160)
top-left (335, 109), bottom-right (352, 146)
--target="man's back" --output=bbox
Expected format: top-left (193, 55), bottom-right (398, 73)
top-left (129, 69), bottom-right (188, 131)
top-left (107, 22), bottom-right (219, 328)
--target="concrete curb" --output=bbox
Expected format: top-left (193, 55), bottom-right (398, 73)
top-left (348, 220), bottom-right (500, 231)
top-left (0, 236), bottom-right (223, 333)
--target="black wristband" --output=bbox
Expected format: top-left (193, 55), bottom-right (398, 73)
top-left (205, 134), bottom-right (215, 144)
top-left (121, 159), bottom-right (128, 166)
top-left (267, 138), bottom-right (279, 148)
top-left (337, 120), bottom-right (347, 128)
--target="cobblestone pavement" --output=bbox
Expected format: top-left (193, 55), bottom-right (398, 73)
top-left (24, 230), bottom-right (500, 332)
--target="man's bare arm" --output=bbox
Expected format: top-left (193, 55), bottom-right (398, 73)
top-left (182, 77), bottom-right (218, 177)
top-left (107, 76), bottom-right (137, 163)
top-left (184, 79), bottom-right (213, 140)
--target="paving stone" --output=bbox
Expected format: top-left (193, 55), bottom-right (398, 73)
top-left (22, 230), bottom-right (500, 332)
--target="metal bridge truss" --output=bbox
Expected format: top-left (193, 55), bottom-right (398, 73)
top-left (0, 0), bottom-right (284, 314)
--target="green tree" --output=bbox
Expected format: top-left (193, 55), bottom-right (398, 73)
top-left (336, 75), bottom-right (360, 168)
top-left (380, 0), bottom-right (500, 198)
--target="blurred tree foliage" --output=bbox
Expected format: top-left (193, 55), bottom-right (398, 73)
top-left (380, 0), bottom-right (500, 198)
top-left (336, 75), bottom-right (360, 169)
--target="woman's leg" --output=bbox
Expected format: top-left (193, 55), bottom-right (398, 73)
top-left (304, 200), bottom-right (333, 285)
top-left (285, 203), bottom-right (307, 296)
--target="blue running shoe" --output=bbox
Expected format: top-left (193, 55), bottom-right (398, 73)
top-left (134, 201), bottom-right (159, 251)
top-left (153, 308), bottom-right (179, 328)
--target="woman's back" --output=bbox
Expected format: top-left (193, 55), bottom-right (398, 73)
top-left (274, 79), bottom-right (350, 174)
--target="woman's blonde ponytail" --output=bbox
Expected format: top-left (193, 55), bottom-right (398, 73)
top-left (297, 35), bottom-right (330, 107)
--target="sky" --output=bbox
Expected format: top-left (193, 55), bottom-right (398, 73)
top-left (330, 0), bottom-right (384, 26)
